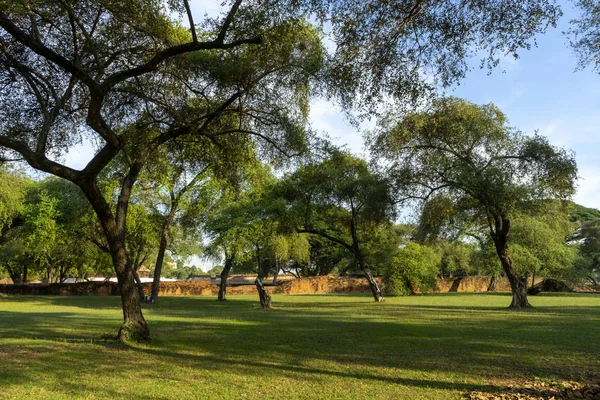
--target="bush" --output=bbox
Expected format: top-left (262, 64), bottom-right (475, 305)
top-left (385, 243), bottom-right (441, 296)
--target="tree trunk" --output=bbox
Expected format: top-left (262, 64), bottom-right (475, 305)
top-left (487, 274), bottom-right (498, 292)
top-left (492, 222), bottom-right (530, 309)
top-left (150, 231), bottom-right (168, 303)
top-left (255, 259), bottom-right (271, 309)
top-left (350, 217), bottom-right (383, 302)
top-left (506, 268), bottom-right (530, 308)
top-left (114, 251), bottom-right (150, 341)
top-left (531, 271), bottom-right (536, 289)
top-left (361, 262), bottom-right (383, 302)
top-left (355, 250), bottom-right (383, 301)
top-left (218, 253), bottom-right (235, 301)
top-left (132, 268), bottom-right (146, 302)
top-left (22, 264), bottom-right (27, 284)
top-left (59, 264), bottom-right (67, 283)
top-left (272, 259), bottom-right (279, 284)
top-left (151, 206), bottom-right (177, 303)
top-left (587, 275), bottom-right (598, 286)
top-left (255, 277), bottom-right (272, 309)
top-left (7, 266), bottom-right (22, 284)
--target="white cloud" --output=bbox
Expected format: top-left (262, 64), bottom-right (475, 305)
top-left (574, 165), bottom-right (600, 209)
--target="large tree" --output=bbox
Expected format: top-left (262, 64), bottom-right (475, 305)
top-left (372, 98), bottom-right (577, 308)
top-left (0, 2), bottom-right (321, 340)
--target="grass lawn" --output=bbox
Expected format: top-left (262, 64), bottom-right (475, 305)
top-left (0, 293), bottom-right (599, 399)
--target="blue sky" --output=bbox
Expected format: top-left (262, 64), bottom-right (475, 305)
top-left (310, 1), bottom-right (600, 209)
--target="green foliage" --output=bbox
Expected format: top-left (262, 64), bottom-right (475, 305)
top-left (23, 189), bottom-right (60, 267)
top-left (373, 98), bottom-right (578, 289)
top-left (509, 212), bottom-right (577, 278)
top-left (568, 0), bottom-right (600, 73)
top-left (434, 241), bottom-right (477, 277)
top-left (385, 243), bottom-right (441, 296)
top-left (0, 167), bottom-right (25, 231)
top-left (568, 201), bottom-right (600, 222)
top-left (275, 149), bottom-right (395, 274)
top-left (272, 0), bottom-right (562, 112)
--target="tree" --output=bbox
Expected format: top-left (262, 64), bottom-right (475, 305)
top-left (0, 166), bottom-right (27, 282)
top-left (276, 150), bottom-right (395, 302)
top-left (275, 0), bottom-right (562, 112)
top-left (568, 0), bottom-right (600, 73)
top-left (372, 97), bottom-right (577, 308)
top-left (0, 2), bottom-right (322, 340)
top-left (385, 242), bottom-right (441, 296)
top-left (205, 189), bottom-right (310, 307)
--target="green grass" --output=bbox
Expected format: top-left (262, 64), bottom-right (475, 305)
top-left (0, 293), bottom-right (599, 399)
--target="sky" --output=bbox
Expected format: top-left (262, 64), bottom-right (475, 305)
top-left (56, 1), bottom-right (600, 268)
top-left (306, 1), bottom-right (600, 209)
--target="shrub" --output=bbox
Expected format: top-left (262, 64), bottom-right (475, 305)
top-left (385, 243), bottom-right (441, 296)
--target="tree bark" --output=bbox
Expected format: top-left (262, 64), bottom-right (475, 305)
top-left (487, 274), bottom-right (498, 292)
top-left (218, 252), bottom-right (235, 301)
top-left (132, 268), bottom-right (146, 302)
top-left (350, 218), bottom-right (383, 302)
top-left (491, 216), bottom-right (530, 309)
top-left (255, 277), bottom-right (272, 309)
top-left (272, 258), bottom-right (279, 284)
top-left (151, 203), bottom-right (177, 303)
top-left (255, 259), bottom-right (271, 309)
top-left (114, 250), bottom-right (150, 341)
top-left (359, 259), bottom-right (384, 302)
top-left (79, 176), bottom-right (151, 341)
top-left (6, 266), bottom-right (22, 284)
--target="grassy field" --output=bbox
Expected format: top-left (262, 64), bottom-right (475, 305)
top-left (0, 293), bottom-right (599, 399)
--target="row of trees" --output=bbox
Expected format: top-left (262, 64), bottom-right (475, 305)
top-left (0, 166), bottom-right (210, 286)
top-left (3, 98), bottom-right (592, 308)
top-left (0, 0), bottom-right (596, 341)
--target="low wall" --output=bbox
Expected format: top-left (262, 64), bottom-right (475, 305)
top-left (2, 276), bottom-right (589, 297)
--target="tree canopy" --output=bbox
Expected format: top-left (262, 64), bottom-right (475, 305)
top-left (372, 97), bottom-right (578, 307)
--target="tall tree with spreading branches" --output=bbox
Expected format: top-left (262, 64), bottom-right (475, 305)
top-left (372, 98), bottom-right (577, 308)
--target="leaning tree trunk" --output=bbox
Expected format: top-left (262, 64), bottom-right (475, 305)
top-left (255, 259), bottom-right (272, 309)
top-left (493, 225), bottom-right (530, 309)
top-left (360, 262), bottom-right (384, 302)
top-left (487, 274), bottom-right (498, 292)
top-left (218, 253), bottom-right (235, 301)
top-left (350, 218), bottom-right (383, 302)
top-left (355, 249), bottom-right (383, 301)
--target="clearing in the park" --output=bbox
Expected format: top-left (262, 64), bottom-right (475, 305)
top-left (0, 293), bottom-right (599, 399)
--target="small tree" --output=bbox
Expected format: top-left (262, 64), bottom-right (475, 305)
top-left (373, 98), bottom-right (577, 308)
top-left (277, 150), bottom-right (395, 302)
top-left (385, 243), bottom-right (441, 296)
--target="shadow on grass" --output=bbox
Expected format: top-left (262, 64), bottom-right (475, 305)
top-left (1, 294), bottom-right (599, 398)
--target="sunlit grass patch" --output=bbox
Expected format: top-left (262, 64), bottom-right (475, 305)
top-left (0, 293), bottom-right (599, 399)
